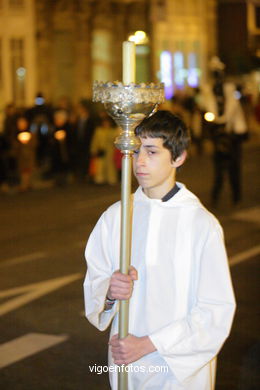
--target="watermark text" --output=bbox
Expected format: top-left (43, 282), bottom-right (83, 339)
top-left (89, 364), bottom-right (168, 375)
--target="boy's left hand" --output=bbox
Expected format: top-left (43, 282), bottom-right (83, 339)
top-left (109, 334), bottom-right (156, 365)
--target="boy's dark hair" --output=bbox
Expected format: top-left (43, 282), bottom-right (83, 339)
top-left (135, 110), bottom-right (190, 161)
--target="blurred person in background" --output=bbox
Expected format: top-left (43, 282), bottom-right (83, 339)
top-left (27, 93), bottom-right (53, 171)
top-left (201, 58), bottom-right (248, 208)
top-left (2, 103), bottom-right (19, 188)
top-left (15, 115), bottom-right (37, 192)
top-left (170, 94), bottom-right (187, 121)
top-left (74, 100), bottom-right (96, 183)
top-left (183, 88), bottom-right (204, 156)
top-left (90, 112), bottom-right (118, 185)
top-left (171, 90), bottom-right (204, 156)
top-left (50, 110), bottom-right (73, 186)
top-left (55, 95), bottom-right (73, 116)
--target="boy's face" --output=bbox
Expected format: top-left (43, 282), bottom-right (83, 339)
top-left (133, 136), bottom-right (182, 199)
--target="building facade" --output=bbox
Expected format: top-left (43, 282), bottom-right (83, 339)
top-left (0, 0), bottom-right (219, 121)
top-left (0, 0), bottom-right (36, 109)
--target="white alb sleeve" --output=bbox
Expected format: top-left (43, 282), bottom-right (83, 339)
top-left (83, 213), bottom-right (119, 331)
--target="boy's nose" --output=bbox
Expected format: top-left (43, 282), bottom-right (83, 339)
top-left (135, 151), bottom-right (146, 166)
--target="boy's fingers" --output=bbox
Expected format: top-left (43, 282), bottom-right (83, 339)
top-left (112, 271), bottom-right (132, 282)
top-left (129, 266), bottom-right (138, 280)
top-left (112, 267), bottom-right (138, 281)
top-left (112, 270), bottom-right (126, 279)
top-left (109, 334), bottom-right (119, 345)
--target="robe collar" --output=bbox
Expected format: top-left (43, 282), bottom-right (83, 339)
top-left (134, 182), bottom-right (202, 209)
top-left (161, 183), bottom-right (180, 202)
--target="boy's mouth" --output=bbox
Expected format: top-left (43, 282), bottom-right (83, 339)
top-left (136, 172), bottom-right (148, 177)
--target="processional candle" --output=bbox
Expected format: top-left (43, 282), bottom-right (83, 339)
top-left (122, 41), bottom-right (136, 85)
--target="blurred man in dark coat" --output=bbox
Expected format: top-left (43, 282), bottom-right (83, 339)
top-left (74, 101), bottom-right (96, 182)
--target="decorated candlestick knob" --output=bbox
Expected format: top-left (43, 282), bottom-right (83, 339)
top-left (93, 81), bottom-right (165, 153)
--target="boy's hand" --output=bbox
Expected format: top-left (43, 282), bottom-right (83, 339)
top-left (109, 334), bottom-right (156, 365)
top-left (107, 266), bottom-right (138, 301)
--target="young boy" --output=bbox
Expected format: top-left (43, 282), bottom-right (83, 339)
top-left (84, 110), bottom-right (236, 389)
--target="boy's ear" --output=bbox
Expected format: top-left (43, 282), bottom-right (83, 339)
top-left (172, 150), bottom-right (187, 168)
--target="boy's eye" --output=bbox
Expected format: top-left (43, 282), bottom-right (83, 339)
top-left (133, 150), bottom-right (139, 155)
top-left (148, 150), bottom-right (156, 155)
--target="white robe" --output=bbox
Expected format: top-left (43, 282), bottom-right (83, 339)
top-left (84, 183), bottom-right (236, 389)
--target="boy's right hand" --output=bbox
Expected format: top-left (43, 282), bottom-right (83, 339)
top-left (107, 266), bottom-right (138, 301)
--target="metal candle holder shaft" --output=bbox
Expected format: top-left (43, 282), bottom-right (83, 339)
top-left (93, 81), bottom-right (164, 390)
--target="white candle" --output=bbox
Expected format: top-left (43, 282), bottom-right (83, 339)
top-left (122, 41), bottom-right (136, 85)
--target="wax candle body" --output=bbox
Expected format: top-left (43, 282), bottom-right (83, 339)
top-left (122, 41), bottom-right (136, 85)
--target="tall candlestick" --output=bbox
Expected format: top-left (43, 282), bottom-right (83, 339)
top-left (93, 42), bottom-right (164, 390)
top-left (122, 41), bottom-right (136, 85)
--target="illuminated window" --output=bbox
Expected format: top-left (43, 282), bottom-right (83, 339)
top-left (136, 44), bottom-right (150, 84)
top-left (92, 30), bottom-right (113, 82)
top-left (187, 53), bottom-right (199, 87)
top-left (160, 51), bottom-right (174, 99)
top-left (173, 52), bottom-right (185, 89)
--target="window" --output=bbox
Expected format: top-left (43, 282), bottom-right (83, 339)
top-left (174, 52), bottom-right (185, 89)
top-left (10, 38), bottom-right (25, 105)
top-left (187, 53), bottom-right (199, 88)
top-left (160, 51), bottom-right (174, 99)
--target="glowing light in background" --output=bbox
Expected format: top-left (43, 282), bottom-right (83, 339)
top-left (128, 31), bottom-right (148, 45)
top-left (54, 130), bottom-right (66, 141)
top-left (234, 90), bottom-right (242, 100)
top-left (17, 131), bottom-right (32, 144)
top-left (160, 51), bottom-right (174, 99)
top-left (16, 67), bottom-right (26, 80)
top-left (204, 112), bottom-right (215, 122)
top-left (174, 52), bottom-right (185, 89)
top-left (35, 96), bottom-right (45, 105)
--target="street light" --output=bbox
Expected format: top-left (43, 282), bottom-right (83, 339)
top-left (128, 30), bottom-right (148, 45)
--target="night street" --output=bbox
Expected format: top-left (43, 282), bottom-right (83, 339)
top-left (0, 142), bottom-right (259, 390)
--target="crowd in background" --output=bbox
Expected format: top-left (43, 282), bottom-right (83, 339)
top-left (0, 96), bottom-right (121, 192)
top-left (0, 83), bottom-right (260, 201)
